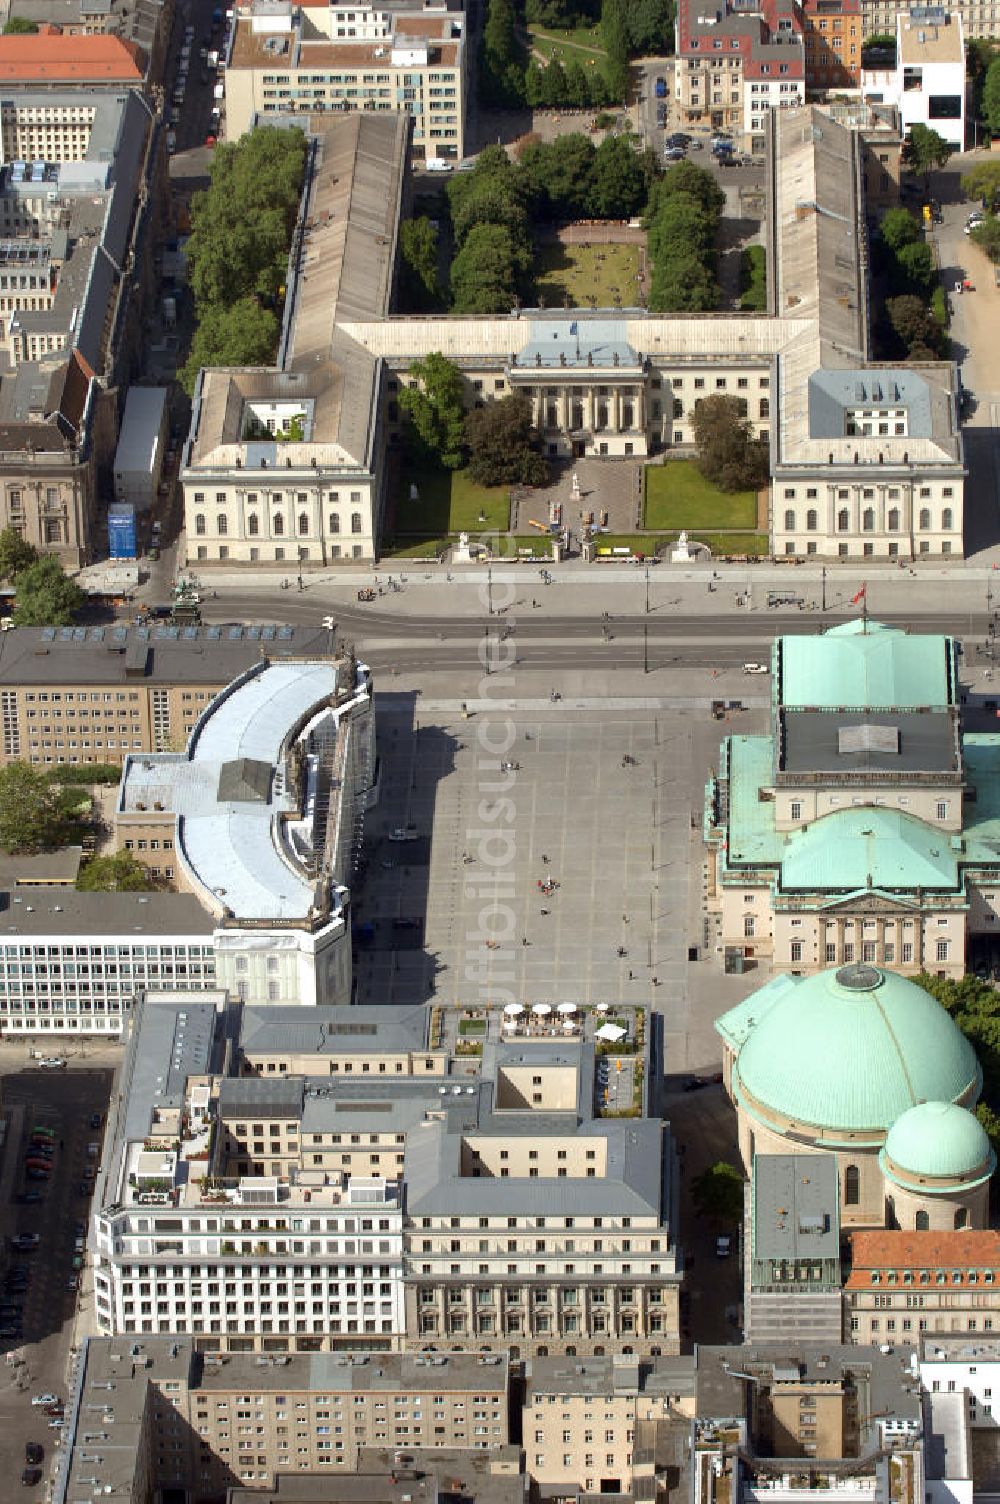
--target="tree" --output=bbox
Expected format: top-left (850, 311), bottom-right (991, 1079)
top-left (600, 0), bottom-right (630, 97)
top-left (398, 352), bottom-right (467, 469)
top-left (903, 123), bottom-right (953, 185)
top-left (3, 16), bottom-right (38, 30)
top-left (971, 216), bottom-right (1000, 262)
top-left (590, 133), bottom-right (649, 218)
top-left (181, 298), bottom-right (279, 395)
top-left (645, 159), bottom-right (724, 219)
top-left (895, 239), bottom-right (935, 294)
top-left (0, 761), bottom-right (78, 853)
top-left (625, 0), bottom-right (674, 56)
top-left (692, 1161), bottom-right (745, 1223)
top-left (649, 250), bottom-right (717, 311)
top-left (451, 223), bottom-right (523, 313)
top-left (962, 161), bottom-right (1000, 212)
top-left (517, 133), bottom-right (596, 220)
top-left (647, 191), bottom-right (714, 261)
top-left (465, 395), bottom-right (549, 487)
top-left (76, 850), bottom-right (157, 892)
top-left (912, 971), bottom-right (1000, 1101)
top-left (481, 0), bottom-right (525, 105)
top-left (690, 393), bottom-right (769, 491)
top-left (984, 55), bottom-right (1000, 135)
top-left (12, 557), bottom-right (85, 627)
top-left (398, 217), bottom-right (440, 311)
top-left (887, 294), bottom-right (943, 357)
top-left (0, 527), bottom-right (37, 582)
top-left (879, 207), bottom-right (920, 253)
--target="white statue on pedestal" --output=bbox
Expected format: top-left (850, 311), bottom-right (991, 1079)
top-left (671, 529), bottom-right (693, 563)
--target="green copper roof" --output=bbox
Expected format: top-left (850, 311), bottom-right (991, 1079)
top-left (725, 735), bottom-right (784, 867)
top-left (719, 964), bottom-right (981, 1135)
top-left (780, 621), bottom-right (953, 710)
top-left (881, 1101), bottom-right (995, 1187)
top-left (780, 807), bottom-right (960, 892)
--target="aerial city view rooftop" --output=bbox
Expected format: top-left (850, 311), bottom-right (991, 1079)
top-left (4, 0), bottom-right (1000, 1498)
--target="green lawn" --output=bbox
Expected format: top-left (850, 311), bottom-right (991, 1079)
top-left (643, 461), bottom-right (758, 531)
top-left (535, 241), bottom-right (641, 310)
top-left (594, 531), bottom-right (770, 558)
top-left (393, 465), bottom-right (511, 537)
top-left (528, 22), bottom-right (609, 71)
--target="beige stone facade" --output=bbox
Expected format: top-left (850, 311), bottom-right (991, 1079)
top-left (847, 1231), bottom-right (1000, 1344)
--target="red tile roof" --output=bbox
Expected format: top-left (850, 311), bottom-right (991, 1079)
top-left (0, 34), bottom-right (145, 81)
top-left (846, 1230), bottom-right (1000, 1289)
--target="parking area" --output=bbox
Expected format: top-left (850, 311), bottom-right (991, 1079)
top-left (0, 1054), bottom-right (116, 1493)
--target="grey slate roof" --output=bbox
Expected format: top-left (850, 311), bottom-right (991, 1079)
top-left (239, 1002), bottom-right (430, 1057)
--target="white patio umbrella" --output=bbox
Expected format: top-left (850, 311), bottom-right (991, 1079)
top-left (503, 1002), bottom-right (524, 1016)
top-left (557, 1002), bottom-right (577, 1015)
top-left (532, 1002), bottom-right (552, 1016)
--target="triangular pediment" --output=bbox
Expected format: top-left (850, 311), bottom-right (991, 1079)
top-left (815, 889), bottom-right (919, 915)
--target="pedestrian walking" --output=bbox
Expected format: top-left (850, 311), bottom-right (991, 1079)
top-left (628, 970), bottom-right (633, 980)
top-left (522, 936), bottom-right (530, 947)
top-left (622, 914), bottom-right (629, 924)
top-left (541, 853), bottom-right (549, 865)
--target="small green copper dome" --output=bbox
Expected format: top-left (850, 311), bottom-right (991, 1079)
top-left (882, 1101), bottom-right (995, 1186)
top-left (723, 964), bottom-right (981, 1137)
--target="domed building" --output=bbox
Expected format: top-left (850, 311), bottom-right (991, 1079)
top-left (716, 962), bottom-right (994, 1229)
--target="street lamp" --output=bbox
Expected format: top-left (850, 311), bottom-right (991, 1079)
top-left (821, 566), bottom-right (827, 613)
top-left (297, 546), bottom-right (305, 592)
top-left (645, 563), bottom-right (650, 615)
top-left (487, 562), bottom-right (494, 617)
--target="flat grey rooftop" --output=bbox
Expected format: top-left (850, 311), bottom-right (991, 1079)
top-left (695, 1344), bottom-right (921, 1429)
top-left (751, 1154), bottom-right (839, 1262)
top-left (122, 999), bottom-right (219, 1143)
top-left (239, 1002), bottom-right (430, 1057)
top-left (227, 1447), bottom-right (525, 1504)
top-left (195, 1350), bottom-right (508, 1394)
top-left (526, 1354), bottom-right (695, 1400)
top-left (780, 709), bottom-right (958, 775)
top-left (0, 622), bottom-right (325, 686)
top-left (0, 887), bottom-right (213, 938)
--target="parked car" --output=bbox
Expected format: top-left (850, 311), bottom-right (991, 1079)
top-left (11, 1234), bottom-right (39, 1250)
top-left (47, 1419), bottom-right (63, 1430)
top-left (715, 1234), bottom-right (733, 1258)
top-left (16, 1192), bottom-right (43, 1204)
top-left (65, 1275), bottom-right (79, 1291)
top-left (742, 661), bottom-right (768, 674)
top-left (387, 826), bottom-right (419, 843)
top-left (30, 1394), bottom-right (59, 1407)
top-left (89, 1113), bottom-right (102, 1131)
top-left (26, 1169), bottom-right (50, 1181)
top-left (21, 1468), bottom-right (41, 1487)
top-left (24, 1444), bottom-right (43, 1465)
top-left (37, 1058), bottom-right (65, 1070)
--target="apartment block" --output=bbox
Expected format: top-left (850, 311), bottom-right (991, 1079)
top-left (523, 1354), bottom-right (695, 1497)
top-left (674, 0), bottom-right (805, 144)
top-left (52, 1336), bottom-right (514, 1504)
top-left (0, 87), bottom-right (164, 566)
top-left (0, 622), bottom-right (329, 769)
top-left (222, 0), bottom-right (466, 161)
top-left (847, 1232), bottom-right (1000, 1344)
top-left (801, 0), bottom-right (862, 87)
top-left (93, 994), bottom-right (680, 1357)
top-left (862, 0), bottom-right (992, 45)
top-left (745, 1155), bottom-right (844, 1343)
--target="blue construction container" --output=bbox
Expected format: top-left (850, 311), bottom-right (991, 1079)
top-left (108, 503), bottom-right (137, 559)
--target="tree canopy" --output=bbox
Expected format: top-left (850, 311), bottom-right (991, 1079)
top-left (3, 16), bottom-right (38, 31)
top-left (465, 394), bottom-right (549, 487)
top-left (0, 527), bottom-right (37, 582)
top-left (0, 762), bottom-right (81, 853)
top-left (983, 55), bottom-right (1000, 136)
top-left (398, 217), bottom-right (441, 311)
top-left (398, 353), bottom-right (467, 470)
top-left (962, 160), bottom-right (1000, 212)
top-left (903, 123), bottom-right (953, 182)
top-left (76, 850), bottom-right (158, 892)
top-left (690, 393), bottom-right (768, 492)
top-left (879, 207), bottom-right (921, 254)
top-left (692, 1161), bottom-right (745, 1224)
top-left (971, 215), bottom-right (1000, 263)
top-left (12, 557), bottom-right (85, 627)
top-left (182, 126), bottom-right (306, 394)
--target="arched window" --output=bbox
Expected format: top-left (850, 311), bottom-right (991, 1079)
top-left (919, 508), bottom-right (931, 530)
top-left (955, 1207), bottom-right (969, 1230)
top-left (247, 514), bottom-right (259, 536)
top-left (862, 507), bottom-right (875, 532)
top-left (942, 507), bottom-right (953, 530)
top-left (915, 1209), bottom-right (930, 1231)
top-left (837, 508), bottom-right (849, 532)
top-left (887, 507), bottom-right (900, 532)
top-left (845, 1164), bottom-right (860, 1205)
top-left (328, 513), bottom-right (340, 534)
top-left (784, 509), bottom-right (795, 531)
top-left (216, 514), bottom-right (227, 536)
top-left (351, 512), bottom-right (362, 534)
top-left (298, 512), bottom-right (309, 536)
top-left (273, 513), bottom-right (284, 536)
top-left (806, 509), bottom-right (817, 532)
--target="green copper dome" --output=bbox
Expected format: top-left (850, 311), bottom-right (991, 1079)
top-left (881, 1101), bottom-right (995, 1187)
top-left (723, 964), bottom-right (981, 1138)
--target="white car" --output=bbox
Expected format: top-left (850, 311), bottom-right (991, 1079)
top-left (387, 826), bottom-right (419, 843)
top-left (31, 1394), bottom-right (59, 1407)
top-left (38, 1057), bottom-right (65, 1070)
top-left (48, 1418), bottom-right (63, 1429)
top-left (742, 661), bottom-right (768, 675)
